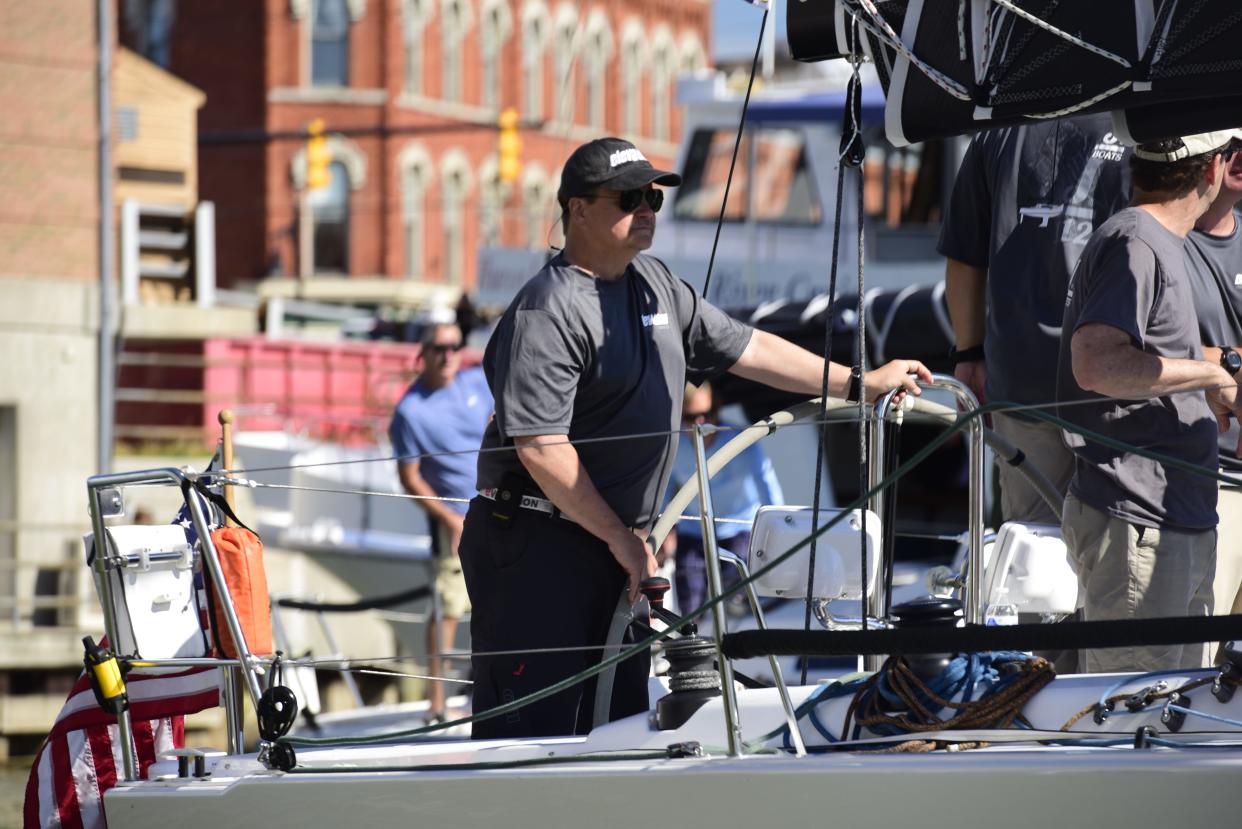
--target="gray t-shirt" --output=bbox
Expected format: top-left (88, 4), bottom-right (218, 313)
top-left (1187, 214), bottom-right (1242, 472)
top-left (938, 114), bottom-right (1130, 409)
top-left (477, 252), bottom-right (754, 528)
top-left (1057, 208), bottom-right (1218, 532)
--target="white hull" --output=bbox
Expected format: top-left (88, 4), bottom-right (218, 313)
top-left (105, 672), bottom-right (1242, 828)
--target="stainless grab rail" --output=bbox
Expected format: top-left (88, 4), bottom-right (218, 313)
top-left (87, 467), bottom-right (266, 780)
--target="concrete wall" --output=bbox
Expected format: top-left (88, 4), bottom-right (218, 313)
top-left (0, 278), bottom-right (100, 665)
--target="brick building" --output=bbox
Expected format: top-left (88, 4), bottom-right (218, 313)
top-left (142, 0), bottom-right (713, 300)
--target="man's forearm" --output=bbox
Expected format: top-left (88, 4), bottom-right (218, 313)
top-left (945, 258), bottom-right (987, 349)
top-left (729, 329), bottom-right (852, 398)
top-left (397, 463), bottom-right (462, 526)
top-left (1075, 343), bottom-right (1231, 399)
top-left (513, 435), bottom-right (633, 544)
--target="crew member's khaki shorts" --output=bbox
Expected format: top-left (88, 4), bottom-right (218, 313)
top-left (434, 521), bottom-right (471, 619)
top-left (1061, 493), bottom-right (1215, 673)
top-left (991, 412), bottom-right (1075, 525)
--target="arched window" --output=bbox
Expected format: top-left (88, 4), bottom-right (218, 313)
top-left (480, 0), bottom-right (513, 113)
top-left (441, 0), bottom-right (473, 103)
top-left (440, 154), bottom-right (472, 285)
top-left (398, 144), bottom-right (432, 277)
top-left (312, 0), bottom-right (350, 87)
top-left (521, 0), bottom-right (549, 120)
top-left (309, 161), bottom-right (350, 273)
top-left (478, 156), bottom-right (505, 248)
top-left (582, 11), bottom-right (612, 130)
top-left (678, 32), bottom-right (708, 76)
top-left (552, 5), bottom-right (578, 124)
top-left (521, 163), bottom-right (553, 249)
top-left (619, 20), bottom-right (645, 137)
top-left (649, 28), bottom-right (676, 141)
top-left (402, 0), bottom-right (434, 95)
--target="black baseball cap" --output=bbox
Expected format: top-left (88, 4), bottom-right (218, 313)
top-left (557, 137), bottom-right (682, 206)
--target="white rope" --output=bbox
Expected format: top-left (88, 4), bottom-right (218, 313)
top-left (345, 667), bottom-right (474, 685)
top-left (1021, 79), bottom-right (1133, 119)
top-left (957, 0), bottom-right (968, 61)
top-left (844, 0), bottom-right (973, 101)
top-left (988, 0), bottom-right (1133, 69)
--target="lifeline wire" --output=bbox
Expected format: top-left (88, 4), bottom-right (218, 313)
top-left (279, 398), bottom-right (1242, 750)
top-left (213, 381), bottom-right (1240, 480)
top-left (280, 399), bottom-right (998, 749)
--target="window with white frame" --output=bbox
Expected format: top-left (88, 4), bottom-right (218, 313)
top-left (521, 164), bottom-right (552, 249)
top-left (399, 146), bottom-right (432, 277)
top-left (479, 157), bottom-right (505, 247)
top-left (552, 6), bottom-right (577, 124)
top-left (480, 0), bottom-right (513, 113)
top-left (441, 0), bottom-right (472, 103)
top-left (440, 155), bottom-right (471, 285)
top-left (312, 0), bottom-right (351, 87)
top-left (521, 1), bottom-right (548, 120)
top-left (619, 20), bottom-right (645, 136)
top-left (309, 160), bottom-right (350, 272)
top-left (649, 29), bottom-right (675, 141)
top-left (402, 0), bottom-right (434, 95)
top-left (583, 12), bottom-right (612, 130)
top-left (678, 32), bottom-right (708, 75)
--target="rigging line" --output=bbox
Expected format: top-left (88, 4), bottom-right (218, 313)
top-left (208, 384), bottom-right (1240, 482)
top-left (843, 0), bottom-right (972, 101)
top-left (225, 423), bottom-right (750, 476)
top-left (1020, 80), bottom-right (1132, 120)
top-left (853, 60), bottom-right (869, 638)
top-left (803, 16), bottom-right (861, 685)
top-left (988, 0), bottom-right (1132, 69)
top-left (283, 394), bottom-right (996, 747)
top-left (700, 2), bottom-right (768, 303)
top-left (345, 667), bottom-right (473, 685)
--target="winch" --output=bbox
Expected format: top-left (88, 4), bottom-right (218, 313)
top-left (638, 578), bottom-right (724, 731)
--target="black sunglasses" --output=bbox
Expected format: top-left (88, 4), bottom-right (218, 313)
top-left (424, 342), bottom-right (463, 355)
top-left (594, 188), bottom-right (664, 214)
top-left (1222, 138), bottom-right (1242, 162)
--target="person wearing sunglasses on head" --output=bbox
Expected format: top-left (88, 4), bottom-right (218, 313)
top-left (390, 319), bottom-right (493, 725)
top-left (460, 137), bottom-right (932, 740)
top-left (1184, 131), bottom-right (1242, 656)
top-left (1058, 130), bottom-right (1242, 674)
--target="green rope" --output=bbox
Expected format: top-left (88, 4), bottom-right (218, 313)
top-left (279, 396), bottom-right (1236, 750)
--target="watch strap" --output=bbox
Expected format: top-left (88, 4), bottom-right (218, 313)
top-left (950, 344), bottom-right (986, 365)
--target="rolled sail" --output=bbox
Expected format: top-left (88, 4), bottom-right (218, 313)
top-left (788, 0), bottom-right (1242, 146)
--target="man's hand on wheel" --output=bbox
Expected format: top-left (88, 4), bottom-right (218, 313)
top-left (608, 531), bottom-right (659, 603)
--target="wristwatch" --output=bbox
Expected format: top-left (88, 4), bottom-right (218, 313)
top-left (949, 344), bottom-right (985, 365)
top-left (1221, 348), bottom-right (1242, 377)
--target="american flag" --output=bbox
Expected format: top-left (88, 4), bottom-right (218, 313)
top-left (24, 461), bottom-right (225, 828)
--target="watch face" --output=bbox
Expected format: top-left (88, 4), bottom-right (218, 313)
top-left (1225, 350), bottom-right (1242, 375)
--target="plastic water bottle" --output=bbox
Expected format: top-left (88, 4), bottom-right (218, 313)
top-left (984, 588), bottom-right (1019, 627)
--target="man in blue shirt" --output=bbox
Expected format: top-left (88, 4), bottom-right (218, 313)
top-left (660, 382), bottom-right (783, 615)
top-left (390, 321), bottom-right (494, 721)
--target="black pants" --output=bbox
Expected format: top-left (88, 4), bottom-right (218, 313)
top-left (458, 497), bottom-right (650, 739)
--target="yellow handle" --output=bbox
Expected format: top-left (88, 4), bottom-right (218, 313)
top-left (90, 655), bottom-right (127, 703)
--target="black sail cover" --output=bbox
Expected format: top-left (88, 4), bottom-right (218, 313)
top-left (789, 0), bottom-right (1242, 146)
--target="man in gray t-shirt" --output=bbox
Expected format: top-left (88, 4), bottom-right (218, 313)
top-left (1186, 149), bottom-right (1242, 629)
top-left (939, 114), bottom-right (1130, 524)
top-left (1057, 130), bottom-right (1242, 673)
top-left (460, 137), bottom-right (932, 739)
